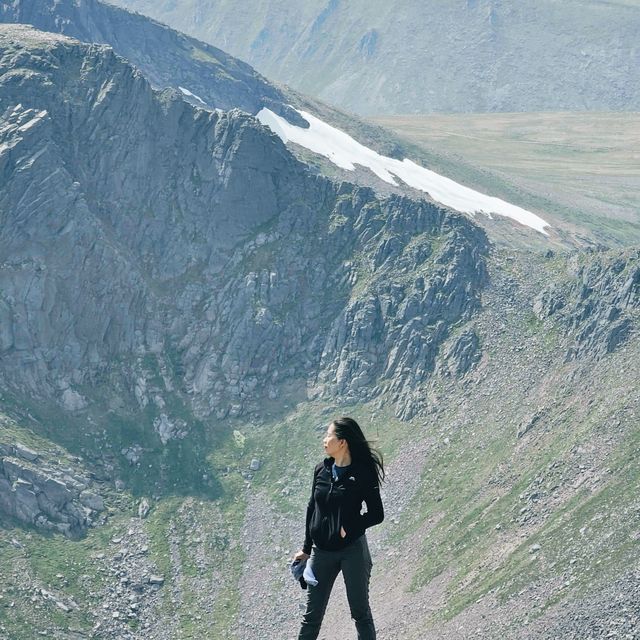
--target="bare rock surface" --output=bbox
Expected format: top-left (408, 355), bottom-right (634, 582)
top-left (0, 441), bottom-right (107, 537)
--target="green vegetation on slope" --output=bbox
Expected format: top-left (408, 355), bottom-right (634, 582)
top-left (372, 112), bottom-right (640, 247)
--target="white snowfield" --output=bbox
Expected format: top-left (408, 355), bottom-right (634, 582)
top-left (178, 86), bottom-right (207, 105)
top-left (256, 107), bottom-right (550, 235)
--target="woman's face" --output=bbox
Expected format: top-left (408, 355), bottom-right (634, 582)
top-left (323, 423), bottom-right (345, 457)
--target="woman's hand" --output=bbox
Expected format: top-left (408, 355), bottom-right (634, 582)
top-left (293, 550), bottom-right (310, 562)
top-left (340, 526), bottom-right (347, 538)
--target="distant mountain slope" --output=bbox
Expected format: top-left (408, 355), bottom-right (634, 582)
top-left (373, 112), bottom-right (640, 246)
top-left (0, 0), bottom-right (303, 121)
top-left (112, 0), bottom-right (640, 115)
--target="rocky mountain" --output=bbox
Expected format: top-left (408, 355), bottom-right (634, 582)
top-left (0, 13), bottom-right (638, 640)
top-left (0, 23), bottom-right (486, 488)
top-left (0, 0), bottom-right (303, 122)
top-left (3, 0), bottom-right (618, 251)
top-left (112, 0), bottom-right (640, 116)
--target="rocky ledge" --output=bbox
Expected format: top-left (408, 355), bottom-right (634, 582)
top-left (533, 249), bottom-right (640, 360)
top-left (0, 442), bottom-right (107, 538)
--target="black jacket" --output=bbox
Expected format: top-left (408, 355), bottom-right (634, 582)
top-left (303, 456), bottom-right (384, 553)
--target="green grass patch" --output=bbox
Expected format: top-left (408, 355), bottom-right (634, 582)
top-left (0, 516), bottom-right (131, 637)
top-left (388, 361), bottom-right (639, 624)
top-left (371, 112), bottom-right (640, 246)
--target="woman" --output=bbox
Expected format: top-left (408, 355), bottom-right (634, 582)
top-left (293, 416), bottom-right (385, 640)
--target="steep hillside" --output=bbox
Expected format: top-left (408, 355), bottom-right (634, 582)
top-left (314, 247), bottom-right (640, 640)
top-left (113, 0), bottom-right (640, 115)
top-left (1, 239), bottom-right (638, 639)
top-left (0, 0), bottom-right (302, 121)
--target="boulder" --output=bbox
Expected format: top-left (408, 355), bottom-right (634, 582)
top-left (0, 444), bottom-right (14, 456)
top-left (14, 485), bottom-right (40, 523)
top-left (14, 443), bottom-right (39, 462)
top-left (138, 498), bottom-right (150, 519)
top-left (43, 477), bottom-right (72, 506)
top-left (0, 476), bottom-right (15, 515)
top-left (79, 490), bottom-right (104, 512)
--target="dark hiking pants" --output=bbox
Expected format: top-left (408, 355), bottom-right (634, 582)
top-left (297, 534), bottom-right (376, 640)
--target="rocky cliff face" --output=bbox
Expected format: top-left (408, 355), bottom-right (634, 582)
top-left (0, 24), bottom-right (487, 449)
top-left (534, 250), bottom-right (640, 360)
top-left (0, 440), bottom-right (105, 538)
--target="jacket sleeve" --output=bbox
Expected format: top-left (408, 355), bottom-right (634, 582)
top-left (302, 465), bottom-right (319, 554)
top-left (360, 471), bottom-right (384, 529)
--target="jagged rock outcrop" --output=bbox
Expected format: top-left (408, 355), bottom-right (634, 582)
top-left (0, 25), bottom-right (487, 460)
top-left (313, 220), bottom-right (486, 418)
top-left (0, 442), bottom-right (105, 537)
top-left (180, 186), bottom-right (487, 421)
top-left (533, 250), bottom-right (640, 360)
top-left (435, 327), bottom-right (481, 379)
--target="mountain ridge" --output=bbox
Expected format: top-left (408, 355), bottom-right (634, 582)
top-left (0, 0), bottom-right (305, 122)
top-left (4, 0), bottom-right (633, 249)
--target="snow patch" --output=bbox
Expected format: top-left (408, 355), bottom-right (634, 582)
top-left (256, 107), bottom-right (550, 235)
top-left (178, 86), bottom-right (207, 106)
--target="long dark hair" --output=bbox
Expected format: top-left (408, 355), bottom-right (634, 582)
top-left (332, 416), bottom-right (385, 485)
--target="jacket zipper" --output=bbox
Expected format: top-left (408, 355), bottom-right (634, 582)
top-left (328, 472), bottom-right (343, 540)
